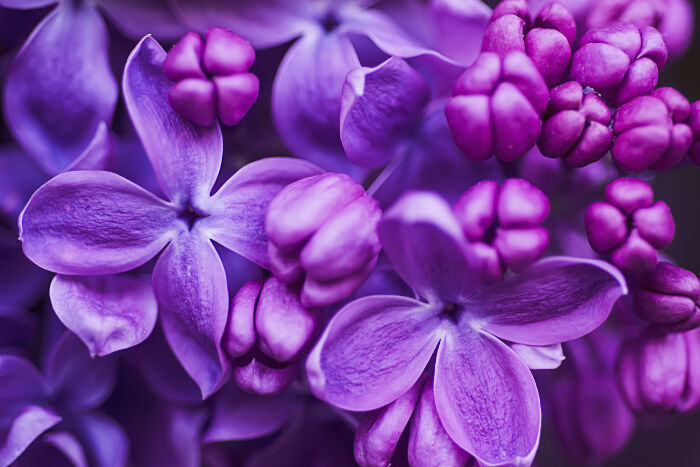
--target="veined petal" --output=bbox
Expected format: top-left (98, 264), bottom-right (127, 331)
top-left (123, 36), bottom-right (223, 205)
top-left (379, 191), bottom-right (479, 305)
top-left (19, 171), bottom-right (177, 275)
top-left (340, 57), bottom-right (429, 169)
top-left (49, 274), bottom-right (158, 357)
top-left (202, 157), bottom-right (323, 268)
top-left (4, 2), bottom-right (117, 175)
top-left (153, 230), bottom-right (230, 398)
top-left (434, 325), bottom-right (540, 467)
top-left (469, 257), bottom-right (627, 346)
top-left (272, 30), bottom-right (362, 175)
top-left (306, 295), bottom-right (442, 411)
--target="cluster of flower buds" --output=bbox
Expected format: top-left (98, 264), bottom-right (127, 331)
top-left (687, 101), bottom-right (700, 165)
top-left (163, 27), bottom-right (259, 126)
top-left (225, 277), bottom-right (322, 394)
top-left (265, 173), bottom-right (382, 307)
top-left (617, 329), bottom-right (700, 413)
top-left (585, 178), bottom-right (674, 272)
top-left (453, 178), bottom-right (549, 283)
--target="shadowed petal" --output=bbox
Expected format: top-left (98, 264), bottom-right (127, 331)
top-left (434, 326), bottom-right (540, 466)
top-left (49, 274), bottom-right (158, 357)
top-left (0, 306), bottom-right (37, 350)
top-left (153, 230), bottom-right (230, 398)
top-left (306, 295), bottom-right (442, 411)
top-left (0, 0), bottom-right (55, 7)
top-left (0, 145), bottom-right (45, 221)
top-left (65, 122), bottom-right (113, 172)
top-left (19, 171), bottom-right (177, 275)
top-left (16, 430), bottom-right (88, 467)
top-left (63, 412), bottom-right (128, 467)
top-left (123, 36), bottom-right (223, 205)
top-left (0, 405), bottom-right (61, 467)
top-left (202, 158), bottom-right (323, 268)
top-left (99, 0), bottom-right (186, 40)
top-left (510, 343), bottom-right (565, 370)
top-left (4, 2), bottom-right (117, 175)
top-left (272, 30), bottom-right (362, 175)
top-left (468, 257), bottom-right (627, 346)
top-left (379, 191), bottom-right (479, 305)
top-left (0, 234), bottom-right (49, 309)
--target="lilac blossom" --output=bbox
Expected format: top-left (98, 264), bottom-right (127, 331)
top-left (18, 36), bottom-right (323, 397)
top-left (689, 100), bottom-right (700, 166)
top-left (307, 191), bottom-right (626, 466)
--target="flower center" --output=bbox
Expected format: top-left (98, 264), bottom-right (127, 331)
top-left (441, 302), bottom-right (461, 323)
top-left (178, 204), bottom-right (208, 230)
top-left (321, 12), bottom-right (340, 32)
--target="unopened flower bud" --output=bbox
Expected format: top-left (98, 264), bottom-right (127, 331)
top-left (446, 52), bottom-right (549, 162)
top-left (266, 173), bottom-right (381, 307)
top-left (453, 179), bottom-right (549, 282)
top-left (164, 28), bottom-right (259, 126)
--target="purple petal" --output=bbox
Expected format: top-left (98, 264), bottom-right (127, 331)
top-left (123, 36), bottom-right (223, 205)
top-left (63, 412), bottom-right (128, 467)
top-left (17, 431), bottom-right (88, 467)
top-left (510, 343), bottom-right (565, 370)
top-left (45, 332), bottom-right (117, 410)
top-left (65, 122), bottom-right (113, 172)
top-left (306, 295), bottom-right (441, 411)
top-left (272, 31), bottom-right (362, 175)
top-left (379, 191), bottom-right (479, 304)
top-left (49, 274), bottom-right (158, 357)
top-left (202, 157), bottom-right (323, 268)
top-left (0, 306), bottom-right (37, 350)
top-left (233, 354), bottom-right (299, 395)
top-left (203, 383), bottom-right (296, 442)
top-left (434, 326), bottom-right (540, 466)
top-left (153, 230), bottom-right (230, 398)
top-left (0, 405), bottom-right (62, 466)
top-left (469, 257), bottom-right (627, 346)
top-left (340, 57), bottom-right (429, 169)
top-left (0, 234), bottom-right (49, 309)
top-left (0, 0), bottom-right (55, 7)
top-left (19, 171), bottom-right (177, 275)
top-left (99, 0), bottom-right (186, 40)
top-left (0, 145), bottom-right (45, 221)
top-left (430, 0), bottom-right (492, 65)
top-left (4, 2), bottom-right (117, 175)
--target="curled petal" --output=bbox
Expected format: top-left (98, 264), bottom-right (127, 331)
top-left (0, 405), bottom-right (61, 467)
top-left (4, 2), bottom-right (117, 175)
top-left (510, 343), bottom-right (565, 370)
top-left (19, 171), bottom-right (177, 275)
top-left (306, 295), bottom-right (442, 411)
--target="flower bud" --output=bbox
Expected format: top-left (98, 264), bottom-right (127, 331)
top-left (634, 262), bottom-right (700, 332)
top-left (611, 91), bottom-right (692, 171)
top-left (233, 351), bottom-right (299, 395)
top-left (571, 23), bottom-right (668, 106)
top-left (585, 178), bottom-right (674, 272)
top-left (538, 81), bottom-right (613, 167)
top-left (164, 28), bottom-right (259, 126)
top-left (266, 173), bottom-right (381, 307)
top-left (453, 179), bottom-right (550, 282)
top-left (482, 1), bottom-right (576, 87)
top-left (687, 100), bottom-right (700, 166)
top-left (446, 52), bottom-right (549, 162)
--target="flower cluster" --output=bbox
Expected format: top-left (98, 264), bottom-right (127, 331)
top-left (0, 0), bottom-right (699, 466)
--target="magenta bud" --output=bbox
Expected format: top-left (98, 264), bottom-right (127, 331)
top-left (634, 262), bottom-right (700, 330)
top-left (266, 173), bottom-right (381, 307)
top-left (164, 28), bottom-right (257, 126)
top-left (225, 279), bottom-right (263, 358)
top-left (446, 52), bottom-right (549, 162)
top-left (233, 353), bottom-right (298, 395)
top-left (255, 277), bottom-right (322, 362)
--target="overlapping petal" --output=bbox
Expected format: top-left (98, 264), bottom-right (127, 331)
top-left (98, 0), bottom-right (186, 40)
top-left (19, 171), bottom-right (178, 275)
top-left (306, 295), bottom-right (442, 411)
top-left (467, 257), bottom-right (627, 346)
top-left (152, 230), bottom-right (230, 398)
top-left (123, 36), bottom-right (223, 205)
top-left (434, 325), bottom-right (540, 466)
top-left (62, 412), bottom-right (128, 467)
top-left (4, 1), bottom-right (117, 175)
top-left (379, 191), bottom-right (479, 304)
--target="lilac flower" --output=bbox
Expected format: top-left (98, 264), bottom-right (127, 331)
top-left (164, 28), bottom-right (259, 126)
top-left (1, 331), bottom-right (126, 466)
top-left (538, 81), bottom-right (613, 167)
top-left (585, 178), bottom-right (674, 272)
top-left (611, 89), bottom-right (693, 171)
top-left (452, 178), bottom-right (550, 283)
top-left (445, 51), bottom-right (550, 162)
top-left (481, 0), bottom-right (577, 86)
top-left (633, 262), bottom-right (700, 332)
top-left (570, 22), bottom-right (668, 106)
top-left (18, 36), bottom-right (323, 397)
top-left (306, 191), bottom-right (625, 466)
top-left (689, 100), bottom-right (700, 166)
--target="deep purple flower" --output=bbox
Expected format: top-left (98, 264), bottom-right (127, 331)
top-left (452, 178), bottom-right (550, 283)
top-left (265, 173), bottom-right (381, 307)
top-left (446, 51), bottom-right (550, 162)
top-left (634, 262), bottom-right (700, 332)
top-left (164, 28), bottom-right (259, 126)
top-left (306, 191), bottom-right (625, 466)
top-left (687, 100), bottom-right (700, 166)
top-left (611, 90), bottom-right (693, 171)
top-left (18, 36), bottom-right (323, 397)
top-left (617, 328), bottom-right (700, 413)
top-left (538, 81), bottom-right (613, 167)
top-left (481, 0), bottom-right (576, 86)
top-left (585, 178), bottom-right (674, 272)
top-left (571, 22), bottom-right (668, 106)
